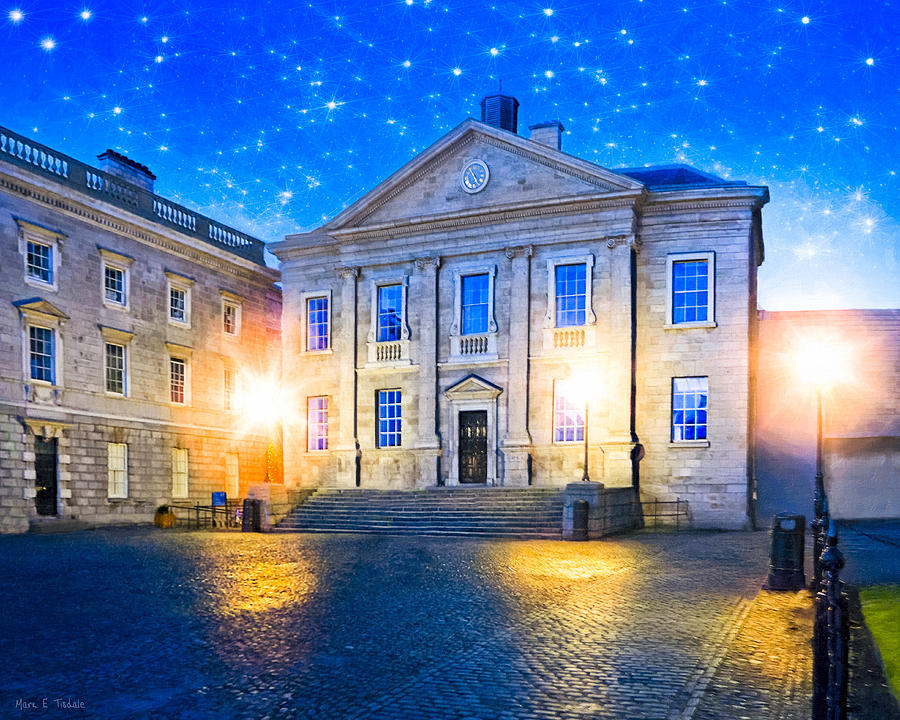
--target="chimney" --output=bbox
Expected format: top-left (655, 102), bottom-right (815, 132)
top-left (97, 149), bottom-right (156, 192)
top-left (480, 93), bottom-right (519, 134)
top-left (529, 121), bottom-right (564, 151)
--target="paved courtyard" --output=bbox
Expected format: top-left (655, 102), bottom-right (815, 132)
top-left (0, 528), bottom-right (877, 719)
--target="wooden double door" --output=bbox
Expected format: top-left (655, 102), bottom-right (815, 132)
top-left (458, 410), bottom-right (487, 484)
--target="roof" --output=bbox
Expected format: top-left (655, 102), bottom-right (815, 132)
top-left (616, 164), bottom-right (747, 191)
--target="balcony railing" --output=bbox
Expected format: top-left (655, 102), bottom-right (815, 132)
top-left (0, 126), bottom-right (265, 265)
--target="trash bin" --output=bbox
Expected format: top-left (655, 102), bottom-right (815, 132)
top-left (764, 513), bottom-right (806, 590)
top-left (242, 498), bottom-right (261, 532)
top-left (571, 499), bottom-right (589, 541)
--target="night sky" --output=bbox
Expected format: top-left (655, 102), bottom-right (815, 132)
top-left (2, 0), bottom-right (897, 310)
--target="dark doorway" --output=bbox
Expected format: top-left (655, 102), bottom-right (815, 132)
top-left (458, 410), bottom-right (487, 484)
top-left (34, 436), bottom-right (58, 516)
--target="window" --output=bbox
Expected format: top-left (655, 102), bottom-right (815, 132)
top-left (29, 326), bottom-right (55, 383)
top-left (224, 366), bottom-right (234, 410)
top-left (553, 383), bottom-right (584, 443)
top-left (171, 447), bottom-right (189, 498)
top-left (672, 377), bottom-right (708, 442)
top-left (307, 396), bottom-right (328, 451)
top-left (105, 342), bottom-right (126, 395)
top-left (307, 296), bottom-right (329, 351)
top-left (555, 263), bottom-right (587, 327)
top-left (666, 252), bottom-right (716, 328)
top-left (170, 357), bottom-right (186, 404)
top-left (225, 452), bottom-right (239, 499)
top-left (107, 442), bottom-right (128, 498)
top-left (223, 303), bottom-right (238, 335)
top-left (461, 274), bottom-right (489, 335)
top-left (377, 389), bottom-right (402, 448)
top-left (165, 271), bottom-right (193, 327)
top-left (104, 265), bottom-right (126, 305)
top-left (27, 241), bottom-right (53, 285)
top-left (377, 285), bottom-right (403, 342)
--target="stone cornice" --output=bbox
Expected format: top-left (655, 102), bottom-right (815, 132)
top-left (641, 186), bottom-right (769, 214)
top-left (0, 168), bottom-right (280, 286)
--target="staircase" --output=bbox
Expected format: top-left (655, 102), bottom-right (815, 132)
top-left (273, 487), bottom-right (565, 539)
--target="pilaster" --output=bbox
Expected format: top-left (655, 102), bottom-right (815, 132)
top-left (335, 266), bottom-right (360, 487)
top-left (414, 256), bottom-right (441, 487)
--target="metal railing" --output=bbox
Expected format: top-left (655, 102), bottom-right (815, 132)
top-left (0, 126), bottom-right (266, 265)
top-left (167, 501), bottom-right (243, 529)
top-left (641, 497), bottom-right (689, 530)
top-left (812, 522), bottom-right (849, 720)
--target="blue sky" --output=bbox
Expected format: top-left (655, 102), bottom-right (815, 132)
top-left (2, 0), bottom-right (897, 309)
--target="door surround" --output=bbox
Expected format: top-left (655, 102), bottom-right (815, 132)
top-left (444, 374), bottom-right (502, 486)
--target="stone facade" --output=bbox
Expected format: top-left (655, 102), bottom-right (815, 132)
top-left (0, 126), bottom-right (281, 534)
top-left (272, 110), bottom-right (768, 529)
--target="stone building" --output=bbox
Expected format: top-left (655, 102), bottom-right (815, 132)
top-left (272, 95), bottom-right (769, 529)
top-left (0, 126), bottom-right (281, 534)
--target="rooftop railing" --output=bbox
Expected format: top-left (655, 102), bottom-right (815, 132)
top-left (0, 126), bottom-right (266, 266)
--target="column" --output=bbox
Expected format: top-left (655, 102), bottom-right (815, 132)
top-left (604, 237), bottom-right (638, 487)
top-left (334, 266), bottom-right (359, 487)
top-left (501, 245), bottom-right (533, 486)
top-left (413, 256), bottom-right (441, 487)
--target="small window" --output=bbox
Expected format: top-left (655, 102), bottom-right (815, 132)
top-left (29, 326), bottom-right (55, 383)
top-left (27, 241), bottom-right (53, 285)
top-left (105, 342), bottom-right (126, 395)
top-left (170, 357), bottom-right (186, 404)
top-left (170, 287), bottom-right (187, 323)
top-left (554, 263), bottom-right (587, 327)
top-left (225, 452), bottom-right (239, 498)
top-left (171, 447), bottom-right (189, 498)
top-left (104, 264), bottom-right (126, 306)
top-left (377, 285), bottom-right (403, 342)
top-left (223, 302), bottom-right (239, 336)
top-left (672, 377), bottom-right (708, 442)
top-left (107, 442), bottom-right (128, 498)
top-left (377, 389), bottom-right (402, 448)
top-left (224, 366), bottom-right (234, 410)
top-left (672, 260), bottom-right (709, 324)
top-left (461, 273), bottom-right (489, 335)
top-left (307, 296), bottom-right (329, 351)
top-left (553, 383), bottom-right (584, 443)
top-left (307, 396), bottom-right (328, 451)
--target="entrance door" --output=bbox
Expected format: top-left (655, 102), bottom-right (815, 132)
top-left (34, 436), bottom-right (58, 516)
top-left (458, 410), bottom-right (488, 484)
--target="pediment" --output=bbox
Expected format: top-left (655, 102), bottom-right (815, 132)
top-left (13, 297), bottom-right (69, 320)
top-left (444, 374), bottom-right (503, 400)
top-left (325, 119), bottom-right (644, 234)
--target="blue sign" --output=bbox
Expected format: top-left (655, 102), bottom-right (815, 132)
top-left (211, 491), bottom-right (227, 507)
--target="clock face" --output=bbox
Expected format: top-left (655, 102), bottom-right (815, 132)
top-left (460, 160), bottom-right (489, 193)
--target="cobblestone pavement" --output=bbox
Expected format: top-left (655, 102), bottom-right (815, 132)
top-left (0, 528), bottom-right (884, 719)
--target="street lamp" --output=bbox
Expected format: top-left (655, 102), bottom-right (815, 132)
top-left (563, 370), bottom-right (603, 483)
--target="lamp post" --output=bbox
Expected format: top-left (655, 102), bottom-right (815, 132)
top-left (812, 384), bottom-right (827, 588)
top-left (582, 398), bottom-right (590, 482)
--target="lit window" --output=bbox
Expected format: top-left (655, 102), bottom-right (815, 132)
top-left (27, 241), bottom-right (53, 284)
top-left (224, 366), bottom-right (234, 410)
top-left (555, 263), bottom-right (587, 327)
top-left (223, 302), bottom-right (238, 335)
top-left (29, 326), bottom-right (55, 383)
top-left (307, 396), bottom-right (328, 450)
top-left (104, 265), bottom-right (126, 305)
top-left (170, 287), bottom-right (186, 323)
top-left (307, 296), bottom-right (329, 351)
top-left (107, 442), bottom-right (128, 498)
top-left (377, 389), bottom-right (402, 447)
top-left (672, 260), bottom-right (709, 324)
top-left (170, 357), bottom-right (186, 404)
top-left (377, 285), bottom-right (403, 342)
top-left (461, 273), bottom-right (489, 335)
top-left (672, 377), bottom-right (708, 442)
top-left (171, 447), bottom-right (188, 498)
top-left (553, 384), bottom-right (584, 442)
top-left (105, 342), bottom-right (126, 395)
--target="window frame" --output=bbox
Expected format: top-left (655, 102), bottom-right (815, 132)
top-left (366, 275), bottom-right (411, 365)
top-left (220, 289), bottom-right (244, 339)
top-left (99, 325), bottom-right (134, 397)
top-left (307, 396), bottom-right (329, 451)
top-left (28, 324), bottom-right (56, 385)
top-left (670, 376), bottom-right (710, 447)
top-left (171, 447), bottom-right (189, 498)
top-left (665, 251), bottom-right (716, 329)
top-left (107, 442), bottom-right (128, 499)
top-left (223, 365), bottom-right (235, 411)
top-left (544, 254), bottom-right (596, 329)
top-left (300, 290), bottom-right (332, 354)
top-left (376, 388), bottom-right (402, 449)
top-left (17, 218), bottom-right (64, 292)
top-left (165, 343), bottom-right (193, 406)
top-left (449, 263), bottom-right (498, 361)
top-left (553, 380), bottom-right (585, 444)
top-left (104, 342), bottom-right (127, 396)
top-left (165, 271), bottom-right (194, 328)
top-left (98, 247), bottom-right (134, 311)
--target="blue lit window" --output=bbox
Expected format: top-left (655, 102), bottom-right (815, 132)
top-left (553, 385), bottom-right (584, 443)
top-left (672, 260), bottom-right (709, 324)
top-left (29, 326), bottom-right (54, 383)
top-left (461, 273), bottom-right (489, 335)
top-left (672, 377), bottom-right (708, 442)
top-left (555, 263), bottom-right (587, 327)
top-left (307, 296), bottom-right (329, 351)
top-left (377, 285), bottom-right (402, 342)
top-left (377, 389), bottom-right (402, 447)
top-left (307, 396), bottom-right (328, 451)
top-left (27, 241), bottom-right (53, 284)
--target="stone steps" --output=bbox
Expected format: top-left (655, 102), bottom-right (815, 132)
top-left (274, 488), bottom-right (565, 539)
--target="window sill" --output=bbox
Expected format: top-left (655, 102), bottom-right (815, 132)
top-left (102, 301), bottom-right (129, 312)
top-left (104, 391), bottom-right (127, 398)
top-left (168, 319), bottom-right (191, 329)
top-left (664, 321), bottom-right (717, 330)
top-left (107, 497), bottom-right (130, 503)
top-left (669, 440), bottom-right (710, 448)
top-left (301, 348), bottom-right (334, 356)
top-left (25, 277), bottom-right (57, 292)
